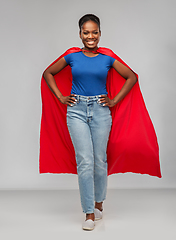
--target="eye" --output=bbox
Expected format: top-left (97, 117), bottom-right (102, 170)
top-left (83, 32), bottom-right (88, 35)
top-left (93, 32), bottom-right (98, 34)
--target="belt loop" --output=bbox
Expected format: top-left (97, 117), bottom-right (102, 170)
top-left (77, 95), bottom-right (79, 102)
top-left (96, 95), bottom-right (99, 103)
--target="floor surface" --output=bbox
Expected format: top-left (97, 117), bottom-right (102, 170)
top-left (0, 189), bottom-right (176, 240)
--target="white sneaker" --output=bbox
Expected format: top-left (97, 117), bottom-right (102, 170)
top-left (82, 219), bottom-right (95, 231)
top-left (94, 208), bottom-right (103, 221)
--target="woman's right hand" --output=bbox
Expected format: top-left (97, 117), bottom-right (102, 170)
top-left (59, 94), bottom-right (77, 106)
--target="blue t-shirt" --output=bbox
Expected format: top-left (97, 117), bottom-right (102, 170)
top-left (64, 51), bottom-right (116, 96)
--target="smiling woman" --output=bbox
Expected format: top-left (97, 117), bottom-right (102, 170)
top-left (79, 20), bottom-right (101, 54)
top-left (40, 13), bottom-right (161, 231)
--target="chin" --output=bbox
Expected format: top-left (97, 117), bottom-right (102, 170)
top-left (87, 46), bottom-right (96, 49)
top-left (85, 44), bottom-right (98, 49)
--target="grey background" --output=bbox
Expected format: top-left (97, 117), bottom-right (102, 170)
top-left (0, 0), bottom-right (175, 189)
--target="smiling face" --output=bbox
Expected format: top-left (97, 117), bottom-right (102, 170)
top-left (79, 20), bottom-right (101, 51)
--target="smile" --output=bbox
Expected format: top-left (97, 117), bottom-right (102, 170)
top-left (86, 41), bottom-right (96, 44)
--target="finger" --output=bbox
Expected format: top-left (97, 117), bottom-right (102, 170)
top-left (103, 103), bottom-right (109, 106)
top-left (98, 97), bottom-right (107, 103)
top-left (99, 97), bottom-right (106, 101)
top-left (100, 97), bottom-right (109, 104)
top-left (69, 96), bottom-right (77, 102)
top-left (69, 99), bottom-right (77, 103)
top-left (101, 95), bottom-right (108, 100)
top-left (100, 99), bottom-right (107, 103)
top-left (70, 94), bottom-right (77, 100)
top-left (68, 102), bottom-right (74, 106)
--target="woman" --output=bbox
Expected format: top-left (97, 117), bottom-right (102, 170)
top-left (41, 14), bottom-right (161, 230)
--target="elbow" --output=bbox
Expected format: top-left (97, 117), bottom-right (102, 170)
top-left (43, 69), bottom-right (51, 81)
top-left (132, 73), bottom-right (138, 84)
top-left (128, 74), bottom-right (137, 85)
top-left (134, 75), bottom-right (138, 84)
top-left (42, 70), bottom-right (47, 80)
top-left (128, 71), bottom-right (138, 85)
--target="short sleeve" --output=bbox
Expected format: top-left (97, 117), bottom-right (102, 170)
top-left (110, 56), bottom-right (116, 66)
top-left (63, 54), bottom-right (71, 65)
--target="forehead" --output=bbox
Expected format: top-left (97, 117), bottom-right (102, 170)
top-left (81, 20), bottom-right (99, 30)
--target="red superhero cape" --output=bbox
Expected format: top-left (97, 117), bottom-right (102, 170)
top-left (39, 47), bottom-right (162, 178)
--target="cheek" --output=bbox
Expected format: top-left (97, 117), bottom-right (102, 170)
top-left (96, 36), bottom-right (100, 42)
top-left (80, 35), bottom-right (86, 41)
top-left (82, 38), bottom-right (86, 43)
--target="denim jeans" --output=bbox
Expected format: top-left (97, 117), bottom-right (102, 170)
top-left (66, 95), bottom-right (112, 214)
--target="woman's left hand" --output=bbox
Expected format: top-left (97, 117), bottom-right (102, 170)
top-left (99, 95), bottom-right (116, 107)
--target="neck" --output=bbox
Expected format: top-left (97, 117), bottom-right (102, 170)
top-left (82, 47), bottom-right (99, 54)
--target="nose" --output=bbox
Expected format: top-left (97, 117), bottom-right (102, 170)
top-left (88, 32), bottom-right (94, 38)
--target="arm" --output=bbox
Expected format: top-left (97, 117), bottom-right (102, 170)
top-left (100, 59), bottom-right (137, 107)
top-left (43, 57), bottom-right (76, 106)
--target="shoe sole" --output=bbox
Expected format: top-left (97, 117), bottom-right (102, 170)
top-left (82, 220), bottom-right (95, 231)
top-left (82, 226), bottom-right (94, 231)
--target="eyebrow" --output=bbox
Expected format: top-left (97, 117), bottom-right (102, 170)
top-left (82, 29), bottom-right (99, 32)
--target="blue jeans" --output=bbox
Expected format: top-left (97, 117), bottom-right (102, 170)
top-left (67, 95), bottom-right (112, 214)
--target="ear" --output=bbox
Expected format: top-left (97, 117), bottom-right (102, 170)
top-left (99, 30), bottom-right (101, 37)
top-left (79, 31), bottom-right (82, 39)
